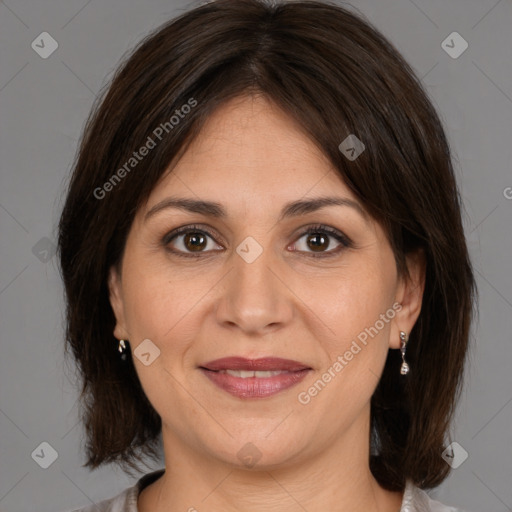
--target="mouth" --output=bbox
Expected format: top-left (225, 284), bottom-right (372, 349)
top-left (199, 357), bottom-right (312, 399)
top-left (200, 356), bottom-right (311, 372)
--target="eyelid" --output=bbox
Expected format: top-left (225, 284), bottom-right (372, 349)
top-left (162, 222), bottom-right (353, 257)
top-left (162, 223), bottom-right (221, 246)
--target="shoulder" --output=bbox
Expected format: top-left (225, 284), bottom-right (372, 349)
top-left (65, 469), bottom-right (165, 512)
top-left (67, 486), bottom-right (135, 512)
top-left (402, 479), bottom-right (474, 512)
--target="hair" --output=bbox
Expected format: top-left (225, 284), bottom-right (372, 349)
top-left (57, 0), bottom-right (476, 490)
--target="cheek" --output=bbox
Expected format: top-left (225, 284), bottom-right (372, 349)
top-left (120, 257), bottom-right (221, 374)
top-left (120, 252), bottom-right (197, 335)
top-left (316, 265), bottom-right (395, 380)
top-left (325, 268), bottom-right (392, 333)
top-left (308, 294), bottom-right (393, 422)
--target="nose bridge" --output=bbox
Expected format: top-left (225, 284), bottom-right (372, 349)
top-left (236, 237), bottom-right (275, 291)
top-left (217, 235), bottom-right (292, 333)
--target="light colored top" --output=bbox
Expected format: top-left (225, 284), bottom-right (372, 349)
top-left (67, 469), bottom-right (472, 512)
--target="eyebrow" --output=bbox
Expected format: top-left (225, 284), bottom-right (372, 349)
top-left (144, 195), bottom-right (369, 223)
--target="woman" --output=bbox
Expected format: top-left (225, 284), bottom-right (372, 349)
top-left (58, 0), bottom-right (477, 510)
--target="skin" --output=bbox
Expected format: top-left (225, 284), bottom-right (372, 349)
top-left (108, 94), bottom-right (426, 512)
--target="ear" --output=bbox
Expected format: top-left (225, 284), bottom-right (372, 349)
top-left (108, 265), bottom-right (130, 340)
top-left (389, 248), bottom-right (426, 349)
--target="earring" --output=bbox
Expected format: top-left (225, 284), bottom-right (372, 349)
top-left (399, 331), bottom-right (409, 375)
top-left (118, 339), bottom-right (129, 361)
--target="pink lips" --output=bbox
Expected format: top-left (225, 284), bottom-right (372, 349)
top-left (199, 357), bottom-right (312, 399)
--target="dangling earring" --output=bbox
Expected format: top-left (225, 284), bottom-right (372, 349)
top-left (399, 331), bottom-right (409, 375)
top-left (118, 339), bottom-right (129, 361)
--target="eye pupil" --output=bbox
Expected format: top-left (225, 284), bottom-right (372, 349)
top-left (166, 225), bottom-right (346, 258)
top-left (307, 233), bottom-right (328, 252)
top-left (185, 232), bottom-right (207, 251)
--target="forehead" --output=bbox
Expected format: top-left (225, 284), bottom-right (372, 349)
top-left (144, 95), bottom-right (358, 214)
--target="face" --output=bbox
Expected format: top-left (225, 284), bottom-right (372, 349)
top-left (109, 94), bottom-right (424, 470)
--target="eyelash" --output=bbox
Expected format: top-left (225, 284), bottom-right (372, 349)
top-left (162, 223), bottom-right (353, 259)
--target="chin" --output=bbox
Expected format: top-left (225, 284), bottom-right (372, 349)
top-left (205, 428), bottom-right (310, 471)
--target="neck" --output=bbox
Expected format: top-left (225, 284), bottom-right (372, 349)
top-left (139, 409), bottom-right (404, 512)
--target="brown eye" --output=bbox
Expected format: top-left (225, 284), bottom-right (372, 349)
top-left (183, 232), bottom-right (208, 252)
top-left (306, 233), bottom-right (330, 252)
top-left (163, 225), bottom-right (222, 257)
top-left (290, 224), bottom-right (352, 258)
top-left (163, 223), bottom-right (352, 259)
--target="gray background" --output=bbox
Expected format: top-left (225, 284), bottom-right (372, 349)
top-left (0, 0), bottom-right (511, 511)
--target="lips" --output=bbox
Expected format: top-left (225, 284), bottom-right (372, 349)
top-left (199, 357), bottom-right (312, 399)
top-left (200, 356), bottom-right (311, 372)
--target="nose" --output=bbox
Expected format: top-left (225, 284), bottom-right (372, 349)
top-left (215, 238), bottom-right (294, 335)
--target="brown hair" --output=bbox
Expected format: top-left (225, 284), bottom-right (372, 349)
top-left (57, 0), bottom-right (476, 490)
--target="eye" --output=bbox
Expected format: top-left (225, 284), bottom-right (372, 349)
top-left (290, 224), bottom-right (352, 258)
top-left (163, 224), bottom-right (222, 258)
top-left (162, 223), bottom-right (352, 258)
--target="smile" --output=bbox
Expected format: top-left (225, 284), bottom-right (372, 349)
top-left (200, 367), bottom-right (311, 398)
top-left (220, 369), bottom-right (289, 378)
